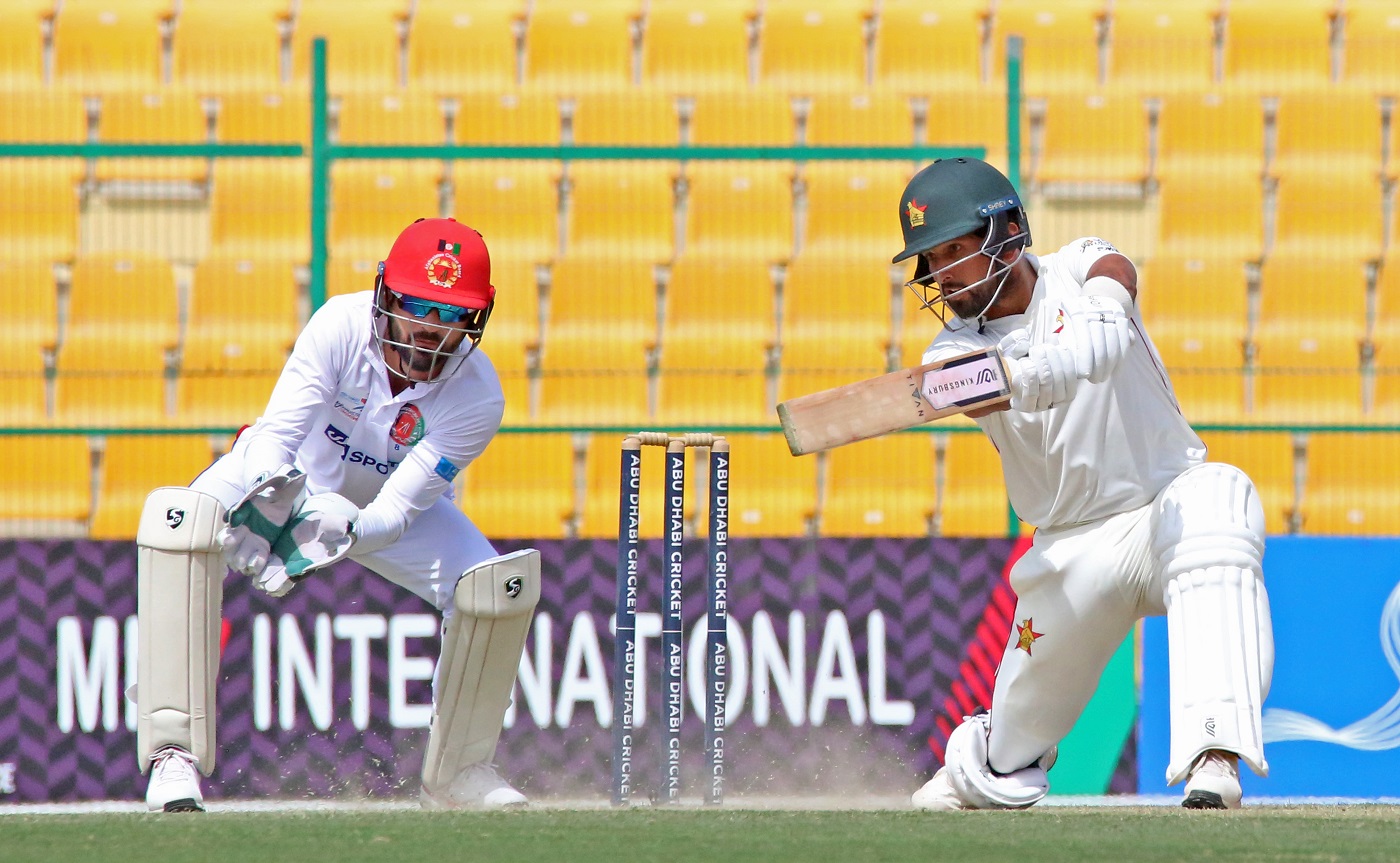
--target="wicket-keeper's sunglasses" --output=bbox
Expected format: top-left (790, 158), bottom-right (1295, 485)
top-left (389, 290), bottom-right (472, 324)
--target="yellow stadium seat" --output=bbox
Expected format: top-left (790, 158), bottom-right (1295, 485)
top-left (1341, 2), bottom-right (1400, 95)
top-left (0, 6), bottom-right (45, 90)
top-left (1369, 263), bottom-right (1400, 370)
top-left (1371, 370), bottom-right (1400, 423)
top-left (805, 92), bottom-right (914, 146)
top-left (1299, 433), bottom-right (1400, 535)
top-left (184, 257), bottom-right (298, 373)
top-left (778, 256), bottom-right (891, 400)
top-left (330, 161), bottom-right (442, 259)
top-left (54, 3), bottom-right (165, 93)
top-left (641, 3), bottom-right (751, 95)
top-left (0, 378), bottom-right (48, 426)
top-left (68, 253), bottom-right (178, 349)
top-left (717, 432), bottom-right (817, 538)
top-left (1168, 369), bottom-right (1247, 425)
top-left (821, 433), bottom-right (936, 536)
top-left (479, 257), bottom-right (539, 375)
top-left (1137, 255), bottom-right (1248, 370)
top-left (989, 0), bottom-right (1104, 97)
top-left (925, 89), bottom-right (1019, 175)
top-left (292, 2), bottom-right (405, 94)
top-left (452, 160), bottom-right (560, 264)
top-left (578, 433), bottom-right (691, 539)
top-left (1197, 431), bottom-right (1296, 535)
top-left (563, 161), bottom-right (676, 262)
top-left (522, 5), bottom-right (635, 95)
top-left (336, 92), bottom-right (447, 144)
top-left (801, 161), bottom-right (913, 260)
top-left (757, 3), bottom-right (867, 95)
top-left (1272, 89), bottom-right (1384, 180)
top-left (454, 92), bottom-right (561, 145)
top-left (688, 92), bottom-right (795, 145)
top-left (938, 432), bottom-right (1012, 537)
top-left (217, 91), bottom-right (310, 145)
top-left (1272, 171), bottom-right (1384, 264)
top-left (898, 284), bottom-right (946, 367)
top-left (0, 90), bottom-right (86, 143)
top-left (874, 0), bottom-right (985, 96)
top-left (90, 435), bottom-right (216, 539)
top-left (498, 370), bottom-right (531, 424)
top-left (0, 160), bottom-right (81, 262)
top-left (407, 4), bottom-right (519, 95)
top-left (1155, 91), bottom-right (1265, 183)
top-left (0, 259), bottom-right (58, 364)
top-left (1156, 173), bottom-right (1264, 263)
top-left (682, 161), bottom-right (794, 262)
top-left (95, 91), bottom-right (209, 183)
top-left (1036, 93), bottom-right (1149, 187)
top-left (1105, 4), bottom-right (1217, 96)
top-left (459, 432), bottom-right (575, 539)
top-left (0, 436), bottom-right (91, 523)
top-left (571, 92), bottom-right (680, 145)
top-left (1258, 255), bottom-right (1367, 340)
top-left (1222, 0), bottom-right (1333, 94)
top-left (173, 3), bottom-right (284, 93)
top-left (209, 159), bottom-right (311, 261)
top-left (325, 256), bottom-right (377, 299)
top-left (175, 372), bottom-right (279, 427)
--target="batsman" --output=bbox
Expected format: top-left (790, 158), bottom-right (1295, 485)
top-left (897, 158), bottom-right (1274, 811)
top-left (134, 218), bottom-right (539, 812)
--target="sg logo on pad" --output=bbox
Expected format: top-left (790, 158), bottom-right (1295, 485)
top-left (504, 576), bottom-right (524, 599)
top-left (165, 508), bottom-right (185, 529)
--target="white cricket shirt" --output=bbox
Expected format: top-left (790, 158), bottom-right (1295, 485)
top-left (923, 238), bottom-right (1205, 529)
top-left (236, 292), bottom-right (505, 551)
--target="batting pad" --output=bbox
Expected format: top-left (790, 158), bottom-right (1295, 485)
top-left (421, 549), bottom-right (541, 794)
top-left (136, 486), bottom-right (226, 775)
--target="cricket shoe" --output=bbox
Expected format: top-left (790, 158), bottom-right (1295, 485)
top-left (146, 747), bottom-right (204, 813)
top-left (1182, 750), bottom-right (1242, 810)
top-left (911, 768), bottom-right (971, 811)
top-left (420, 762), bottom-right (528, 810)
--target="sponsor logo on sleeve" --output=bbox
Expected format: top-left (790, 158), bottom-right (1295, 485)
top-left (434, 456), bottom-right (460, 482)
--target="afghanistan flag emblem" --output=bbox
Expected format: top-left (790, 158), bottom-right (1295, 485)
top-left (437, 239), bottom-right (461, 255)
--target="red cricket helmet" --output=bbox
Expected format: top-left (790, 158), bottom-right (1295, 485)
top-left (380, 217), bottom-right (495, 310)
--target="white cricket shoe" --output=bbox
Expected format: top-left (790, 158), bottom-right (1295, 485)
top-left (1182, 749), bottom-right (1242, 810)
top-left (146, 747), bottom-right (204, 813)
top-left (911, 767), bottom-right (972, 811)
top-left (420, 762), bottom-right (528, 811)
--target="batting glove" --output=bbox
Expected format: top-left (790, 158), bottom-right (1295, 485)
top-left (1061, 294), bottom-right (1133, 384)
top-left (1008, 343), bottom-right (1079, 412)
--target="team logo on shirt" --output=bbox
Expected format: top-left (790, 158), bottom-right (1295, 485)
top-left (1015, 618), bottom-right (1044, 655)
top-left (425, 252), bottom-right (461, 288)
top-left (906, 199), bottom-right (926, 228)
top-left (390, 404), bottom-right (425, 446)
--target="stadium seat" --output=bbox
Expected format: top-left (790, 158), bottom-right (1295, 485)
top-left (0, 259), bottom-right (57, 425)
top-left (989, 0), bottom-right (1104, 97)
top-left (821, 433), bottom-right (937, 536)
top-left (1035, 93), bottom-right (1149, 188)
top-left (173, 3), bottom-right (284, 94)
top-left (1299, 432), bottom-right (1400, 535)
top-left (336, 92), bottom-right (447, 144)
top-left (924, 90), bottom-right (1018, 174)
top-left (407, 3), bottom-right (519, 95)
top-left (480, 257), bottom-right (538, 389)
top-left (805, 92), bottom-right (914, 146)
top-left (1197, 431), bottom-right (1296, 536)
top-left (1272, 171), bottom-right (1384, 264)
top-left (1369, 262), bottom-right (1400, 372)
top-left (1272, 89), bottom-right (1384, 180)
top-left (938, 431), bottom-right (1012, 537)
top-left (1105, 4), bottom-right (1217, 96)
top-left (53, 2), bottom-right (165, 93)
top-left (0, 160), bottom-right (81, 262)
top-left (89, 435), bottom-right (216, 539)
top-left (641, 2), bottom-right (752, 95)
top-left (873, 0), bottom-right (985, 96)
top-left (209, 158), bottom-right (311, 261)
top-left (1168, 369), bottom-right (1248, 425)
top-left (95, 91), bottom-right (210, 184)
top-left (454, 92), bottom-right (561, 146)
top-left (778, 256), bottom-right (892, 401)
top-left (563, 161), bottom-right (676, 262)
top-left (217, 90), bottom-right (310, 145)
top-left (1340, 1), bottom-right (1400, 95)
top-left (184, 257), bottom-right (298, 373)
top-left (898, 283), bottom-right (946, 367)
top-left (688, 92), bottom-right (795, 145)
top-left (757, 3), bottom-right (867, 95)
top-left (0, 5), bottom-right (46, 90)
top-left (175, 372), bottom-right (279, 427)
top-left (522, 5), bottom-right (635, 95)
top-left (1137, 255), bottom-right (1249, 371)
top-left (571, 92), bottom-right (680, 146)
top-left (291, 1), bottom-right (405, 94)
top-left (458, 432), bottom-right (576, 539)
top-left (0, 90), bottom-right (86, 144)
top-left (325, 256), bottom-right (377, 299)
top-left (329, 161), bottom-right (442, 259)
top-left (1221, 0), bottom-right (1334, 94)
top-left (0, 436), bottom-right (91, 524)
top-left (716, 432), bottom-right (817, 537)
top-left (452, 160), bottom-right (560, 264)
top-left (1156, 173), bottom-right (1264, 263)
top-left (578, 433), bottom-right (692, 539)
top-left (681, 161), bottom-right (794, 262)
top-left (1155, 91), bottom-right (1265, 183)
top-left (801, 161), bottom-right (913, 260)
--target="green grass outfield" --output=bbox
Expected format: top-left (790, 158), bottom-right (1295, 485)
top-left (2, 806), bottom-right (1397, 863)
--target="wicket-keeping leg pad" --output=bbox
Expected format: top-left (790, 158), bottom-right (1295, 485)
top-left (136, 487), bottom-right (227, 775)
top-left (421, 549), bottom-right (541, 794)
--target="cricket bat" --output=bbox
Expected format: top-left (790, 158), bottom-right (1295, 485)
top-left (776, 347), bottom-right (1013, 456)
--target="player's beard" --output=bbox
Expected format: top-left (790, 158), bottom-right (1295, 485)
top-left (389, 318), bottom-right (465, 382)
